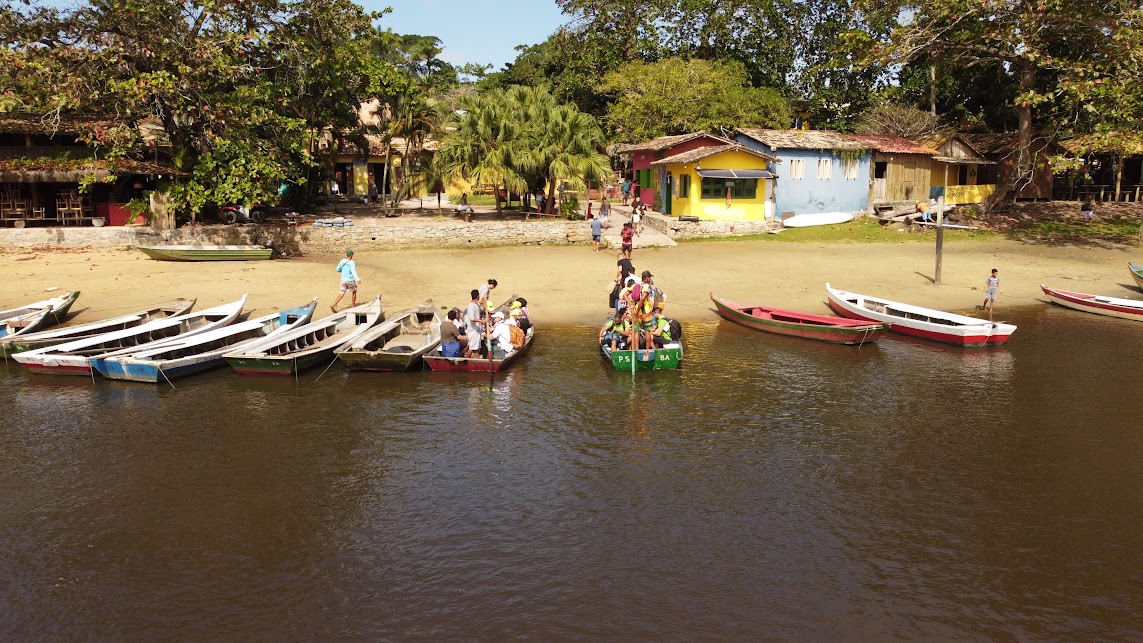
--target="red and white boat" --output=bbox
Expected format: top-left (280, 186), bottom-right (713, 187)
top-left (825, 284), bottom-right (1016, 347)
top-left (1040, 285), bottom-right (1143, 322)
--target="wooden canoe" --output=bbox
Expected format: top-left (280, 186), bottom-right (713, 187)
top-left (710, 293), bottom-right (886, 345)
top-left (0, 291), bottom-right (80, 339)
top-left (338, 301), bottom-right (442, 371)
top-left (0, 298), bottom-right (195, 357)
top-left (1129, 263), bottom-right (1143, 290)
top-left (13, 296), bottom-right (247, 376)
top-left (826, 284), bottom-right (1016, 347)
top-left (222, 295), bottom-right (383, 375)
top-left (423, 294), bottom-right (531, 372)
top-left (1041, 284), bottom-right (1143, 322)
top-left (138, 245), bottom-right (272, 261)
top-left (93, 299), bottom-right (318, 382)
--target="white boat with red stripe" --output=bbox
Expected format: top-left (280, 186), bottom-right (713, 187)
top-left (825, 284), bottom-right (1016, 347)
top-left (1040, 285), bottom-right (1143, 322)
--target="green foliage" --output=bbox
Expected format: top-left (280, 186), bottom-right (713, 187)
top-left (125, 195), bottom-right (152, 225)
top-left (561, 196), bottom-right (582, 219)
top-left (601, 58), bottom-right (788, 141)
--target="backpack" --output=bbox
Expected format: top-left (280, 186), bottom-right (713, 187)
top-left (668, 318), bottom-right (682, 342)
top-left (508, 324), bottom-right (526, 349)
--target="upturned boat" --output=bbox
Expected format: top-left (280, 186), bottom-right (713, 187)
top-left (138, 245), bottom-right (273, 261)
top-left (0, 298), bottom-right (195, 357)
top-left (825, 284), bottom-right (1016, 347)
top-left (1129, 263), bottom-right (1143, 289)
top-left (0, 291), bottom-right (81, 339)
top-left (91, 299), bottom-right (318, 382)
top-left (338, 302), bottom-right (442, 371)
top-left (423, 294), bottom-right (532, 373)
top-left (710, 293), bottom-right (887, 345)
top-left (1041, 284), bottom-right (1143, 322)
top-left (13, 296), bottom-right (247, 376)
top-left (222, 295), bottom-right (383, 375)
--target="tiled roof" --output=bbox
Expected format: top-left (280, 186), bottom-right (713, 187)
top-left (734, 128), bottom-right (868, 150)
top-left (650, 143), bottom-right (778, 166)
top-left (848, 134), bottom-right (937, 155)
top-left (616, 131), bottom-right (731, 153)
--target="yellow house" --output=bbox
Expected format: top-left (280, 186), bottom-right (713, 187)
top-left (923, 133), bottom-right (998, 205)
top-left (650, 144), bottom-right (778, 221)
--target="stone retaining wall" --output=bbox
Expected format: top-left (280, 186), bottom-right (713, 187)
top-left (0, 218), bottom-right (594, 254)
top-left (642, 213), bottom-right (776, 239)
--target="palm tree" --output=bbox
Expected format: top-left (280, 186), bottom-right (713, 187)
top-left (435, 89), bottom-right (527, 213)
top-left (387, 89), bottom-right (444, 207)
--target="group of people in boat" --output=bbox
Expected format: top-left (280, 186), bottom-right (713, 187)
top-left (438, 278), bottom-right (532, 360)
top-left (600, 258), bottom-right (678, 353)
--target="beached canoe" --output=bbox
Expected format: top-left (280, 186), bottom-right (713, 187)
top-left (13, 296), bottom-right (248, 376)
top-left (222, 295), bottom-right (383, 375)
top-left (92, 299), bottom-right (318, 382)
top-left (825, 284), bottom-right (1016, 347)
top-left (1129, 263), bottom-right (1143, 289)
top-left (1041, 285), bottom-right (1143, 322)
top-left (423, 294), bottom-right (532, 373)
top-left (710, 293), bottom-right (887, 345)
top-left (0, 291), bottom-right (81, 340)
top-left (338, 302), bottom-right (442, 371)
top-left (0, 298), bottom-right (195, 357)
top-left (138, 245), bottom-right (272, 261)
top-left (781, 212), bottom-right (855, 228)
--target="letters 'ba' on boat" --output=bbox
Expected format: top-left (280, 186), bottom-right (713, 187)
top-left (0, 291), bottom-right (80, 340)
top-left (91, 299), bottom-right (318, 383)
top-left (338, 302), bottom-right (442, 372)
top-left (423, 294), bottom-right (533, 373)
top-left (1129, 263), bottom-right (1143, 290)
top-left (598, 315), bottom-right (683, 370)
top-left (710, 293), bottom-right (887, 345)
top-left (1041, 284), bottom-right (1143, 323)
top-left (138, 245), bottom-right (273, 261)
top-left (222, 295), bottom-right (384, 375)
top-left (825, 284), bottom-right (1016, 347)
top-left (13, 296), bottom-right (247, 376)
top-left (0, 298), bottom-right (195, 358)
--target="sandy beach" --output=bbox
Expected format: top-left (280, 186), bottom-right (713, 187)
top-left (1, 236), bottom-right (1139, 326)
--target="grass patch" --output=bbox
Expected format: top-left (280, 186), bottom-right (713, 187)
top-left (1009, 219), bottom-right (1139, 241)
top-left (680, 217), bottom-right (999, 244)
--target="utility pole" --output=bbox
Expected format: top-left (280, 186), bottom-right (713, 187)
top-left (935, 196), bottom-right (945, 285)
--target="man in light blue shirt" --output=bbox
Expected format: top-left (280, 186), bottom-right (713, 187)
top-left (331, 248), bottom-right (361, 312)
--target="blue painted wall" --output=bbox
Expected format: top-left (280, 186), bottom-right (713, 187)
top-left (733, 134), bottom-right (871, 216)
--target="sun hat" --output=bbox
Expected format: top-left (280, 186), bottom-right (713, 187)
top-left (492, 311), bottom-right (505, 320)
top-left (346, 249), bottom-right (354, 255)
top-left (511, 301), bottom-right (522, 308)
top-left (510, 308), bottom-right (522, 317)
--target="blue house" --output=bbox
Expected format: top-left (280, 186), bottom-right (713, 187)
top-left (734, 128), bottom-right (872, 219)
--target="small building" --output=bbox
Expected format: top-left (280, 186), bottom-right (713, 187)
top-left (923, 133), bottom-right (997, 205)
top-left (616, 132), bottom-right (732, 210)
top-left (965, 133), bottom-right (1057, 201)
top-left (733, 128), bottom-right (871, 219)
top-left (850, 135), bottom-right (938, 208)
top-left (650, 143), bottom-right (778, 221)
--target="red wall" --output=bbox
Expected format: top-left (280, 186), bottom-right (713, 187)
top-left (630, 137), bottom-right (725, 207)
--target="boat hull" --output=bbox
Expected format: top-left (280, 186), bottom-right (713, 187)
top-left (781, 212), bottom-right (854, 228)
top-left (1130, 263), bottom-right (1143, 290)
top-left (93, 357), bottom-right (222, 382)
top-left (711, 295), bottom-right (886, 345)
top-left (139, 246), bottom-right (272, 261)
top-left (1041, 285), bottom-right (1143, 322)
top-left (0, 291), bottom-right (80, 339)
top-left (339, 352), bottom-right (422, 372)
top-left (226, 351), bottom-right (331, 375)
top-left (826, 300), bottom-right (1009, 346)
top-left (825, 285), bottom-right (1014, 347)
top-left (424, 335), bottom-right (532, 373)
top-left (604, 345), bottom-right (682, 370)
top-left (21, 360), bottom-right (93, 376)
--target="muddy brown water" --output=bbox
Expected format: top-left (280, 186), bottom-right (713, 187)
top-left (1, 306), bottom-right (1140, 639)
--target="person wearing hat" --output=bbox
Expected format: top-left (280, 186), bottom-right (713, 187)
top-left (511, 300), bottom-right (532, 332)
top-left (331, 248), bottom-right (361, 312)
top-left (487, 310), bottom-right (513, 359)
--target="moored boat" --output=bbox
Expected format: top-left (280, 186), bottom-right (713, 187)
top-left (602, 343), bottom-right (682, 370)
top-left (338, 301), bottom-right (442, 371)
top-left (423, 294), bottom-right (532, 373)
top-left (92, 299), bottom-right (318, 382)
top-left (825, 284), bottom-right (1015, 347)
top-left (0, 291), bottom-right (81, 339)
top-left (13, 296), bottom-right (247, 376)
top-left (222, 295), bottom-right (383, 375)
top-left (710, 293), bottom-right (887, 345)
top-left (138, 245), bottom-right (273, 261)
top-left (1041, 284), bottom-right (1143, 322)
top-left (0, 298), bottom-right (195, 357)
top-left (1129, 263), bottom-right (1143, 289)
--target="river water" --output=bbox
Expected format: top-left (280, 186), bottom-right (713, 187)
top-left (1, 305), bottom-right (1140, 639)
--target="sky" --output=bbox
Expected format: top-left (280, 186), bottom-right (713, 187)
top-left (360, 0), bottom-right (568, 71)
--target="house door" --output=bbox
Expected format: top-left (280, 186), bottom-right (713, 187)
top-left (664, 174), bottom-right (673, 215)
top-left (873, 162), bottom-right (887, 200)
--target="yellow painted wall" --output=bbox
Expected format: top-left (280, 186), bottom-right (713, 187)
top-left (661, 150), bottom-right (773, 222)
top-left (945, 184), bottom-right (995, 204)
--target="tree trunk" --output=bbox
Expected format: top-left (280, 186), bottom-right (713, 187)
top-left (984, 59), bottom-right (1036, 213)
top-left (496, 181), bottom-right (503, 213)
top-left (546, 177), bottom-right (557, 215)
top-left (929, 63), bottom-right (937, 117)
top-left (1115, 153), bottom-right (1123, 203)
top-left (382, 141), bottom-right (392, 209)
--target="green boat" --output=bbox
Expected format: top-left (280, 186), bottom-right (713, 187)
top-left (138, 245), bottom-right (272, 261)
top-left (602, 344), bottom-right (683, 370)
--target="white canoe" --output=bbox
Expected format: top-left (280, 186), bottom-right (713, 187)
top-left (825, 284), bottom-right (1016, 347)
top-left (0, 298), bottom-right (195, 356)
top-left (0, 291), bottom-right (81, 339)
top-left (782, 212), bottom-right (854, 228)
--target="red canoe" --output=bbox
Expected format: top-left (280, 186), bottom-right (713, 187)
top-left (1041, 284), bottom-right (1143, 322)
top-left (710, 293), bottom-right (888, 345)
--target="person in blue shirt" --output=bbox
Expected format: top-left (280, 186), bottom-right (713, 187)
top-left (590, 215), bottom-right (603, 251)
top-left (331, 248), bottom-right (361, 312)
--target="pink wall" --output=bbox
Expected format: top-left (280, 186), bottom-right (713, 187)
top-left (629, 136), bottom-right (724, 207)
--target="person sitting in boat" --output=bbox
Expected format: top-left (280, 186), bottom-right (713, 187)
top-left (649, 305), bottom-right (673, 348)
top-left (600, 309), bottom-right (630, 351)
top-left (486, 311), bottom-right (514, 359)
top-left (440, 309), bottom-right (466, 358)
top-left (511, 300), bottom-right (532, 332)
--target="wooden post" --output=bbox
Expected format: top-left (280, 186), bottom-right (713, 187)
top-left (935, 196), bottom-right (945, 285)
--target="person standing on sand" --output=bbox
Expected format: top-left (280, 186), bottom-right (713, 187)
top-left (590, 215), bottom-right (603, 251)
top-left (620, 222), bottom-right (634, 259)
top-left (331, 249), bottom-right (361, 312)
top-left (981, 268), bottom-right (1000, 320)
